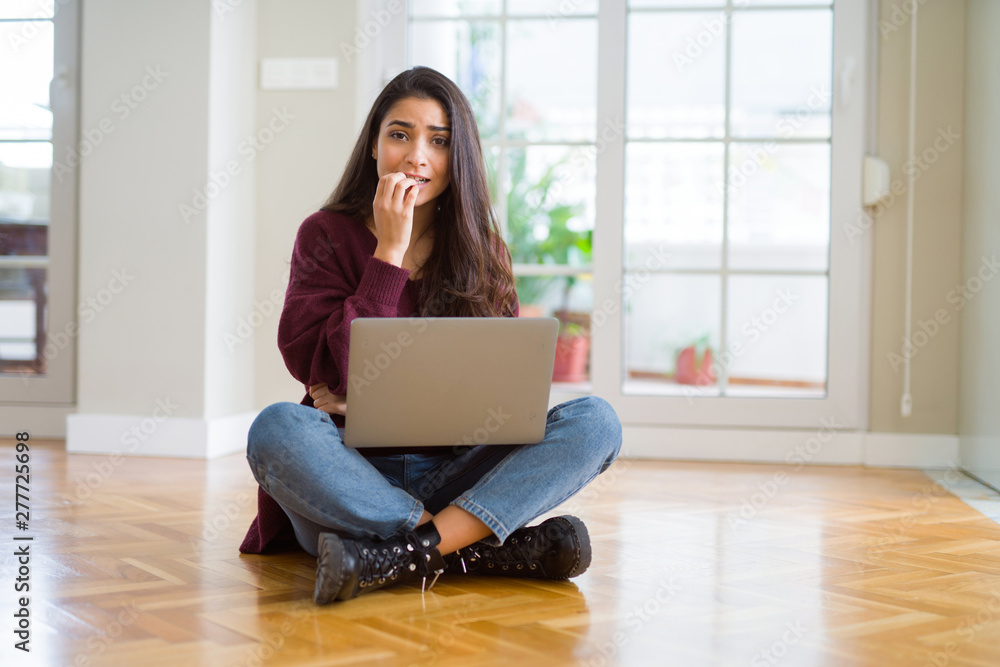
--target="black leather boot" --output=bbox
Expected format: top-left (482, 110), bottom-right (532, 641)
top-left (446, 515), bottom-right (592, 579)
top-left (314, 522), bottom-right (446, 604)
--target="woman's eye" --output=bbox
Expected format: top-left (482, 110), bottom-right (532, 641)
top-left (389, 131), bottom-right (406, 140)
top-left (433, 137), bottom-right (450, 146)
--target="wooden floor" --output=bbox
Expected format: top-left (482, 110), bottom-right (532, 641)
top-left (4, 439), bottom-right (1000, 667)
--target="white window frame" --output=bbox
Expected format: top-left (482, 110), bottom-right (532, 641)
top-left (0, 1), bottom-right (79, 413)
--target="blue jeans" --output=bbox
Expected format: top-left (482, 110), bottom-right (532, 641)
top-left (246, 397), bottom-right (622, 557)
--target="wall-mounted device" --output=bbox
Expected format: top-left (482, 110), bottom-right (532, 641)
top-left (862, 155), bottom-right (890, 206)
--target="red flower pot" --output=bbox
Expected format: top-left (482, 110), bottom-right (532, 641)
top-left (675, 345), bottom-right (717, 385)
top-left (552, 335), bottom-right (589, 383)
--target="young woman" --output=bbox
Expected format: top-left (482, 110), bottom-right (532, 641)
top-left (242, 67), bottom-right (622, 604)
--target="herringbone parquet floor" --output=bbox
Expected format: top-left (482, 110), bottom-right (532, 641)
top-left (3, 438), bottom-right (1000, 666)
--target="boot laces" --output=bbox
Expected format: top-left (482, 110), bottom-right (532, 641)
top-left (357, 543), bottom-right (410, 588)
top-left (468, 534), bottom-right (541, 573)
top-left (358, 531), bottom-right (443, 590)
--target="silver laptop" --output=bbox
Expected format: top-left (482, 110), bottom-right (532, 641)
top-left (344, 317), bottom-right (558, 448)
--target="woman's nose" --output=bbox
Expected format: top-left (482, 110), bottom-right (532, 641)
top-left (405, 142), bottom-right (429, 166)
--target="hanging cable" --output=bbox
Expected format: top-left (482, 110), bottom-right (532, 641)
top-left (901, 2), bottom-right (917, 417)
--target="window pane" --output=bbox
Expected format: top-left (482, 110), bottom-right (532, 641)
top-left (410, 20), bottom-right (502, 138)
top-left (0, 20), bottom-right (54, 141)
top-left (725, 275), bottom-right (827, 397)
top-left (627, 12), bottom-right (725, 139)
top-left (504, 146), bottom-right (595, 267)
top-left (508, 0), bottom-right (597, 14)
top-left (630, 2), bottom-right (833, 11)
top-left (484, 145), bottom-right (500, 202)
top-left (553, 280), bottom-right (592, 386)
top-left (625, 142), bottom-right (723, 270)
top-left (506, 19), bottom-right (597, 142)
top-left (730, 10), bottom-right (832, 138)
top-left (630, 0), bottom-right (723, 7)
top-left (726, 142), bottom-right (829, 272)
top-left (0, 142), bottom-right (52, 221)
top-left (623, 274), bottom-right (722, 396)
top-left (410, 0), bottom-right (501, 17)
top-left (0, 143), bottom-right (49, 376)
top-left (746, 0), bottom-right (832, 5)
top-left (515, 275), bottom-right (560, 313)
top-left (516, 275), bottom-right (594, 313)
top-left (0, 299), bottom-right (38, 365)
top-left (0, 2), bottom-right (54, 19)
top-left (0, 265), bottom-right (47, 377)
top-left (515, 275), bottom-right (593, 387)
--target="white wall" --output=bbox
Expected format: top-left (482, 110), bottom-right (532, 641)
top-left (958, 0), bottom-right (1000, 488)
top-left (76, 0), bottom-right (211, 418)
top-left (206, 0), bottom-right (258, 420)
top-left (253, 0), bottom-right (361, 410)
top-left (68, 0), bottom-right (258, 457)
top-left (869, 0), bottom-right (965, 435)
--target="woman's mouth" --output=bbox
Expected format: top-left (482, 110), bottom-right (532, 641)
top-left (404, 173), bottom-right (431, 186)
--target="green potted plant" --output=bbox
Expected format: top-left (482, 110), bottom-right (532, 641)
top-left (500, 149), bottom-right (593, 381)
top-left (501, 150), bottom-right (590, 302)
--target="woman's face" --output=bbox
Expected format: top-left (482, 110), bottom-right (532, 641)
top-left (372, 96), bottom-right (452, 210)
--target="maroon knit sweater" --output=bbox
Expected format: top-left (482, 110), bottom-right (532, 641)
top-left (239, 210), bottom-right (518, 554)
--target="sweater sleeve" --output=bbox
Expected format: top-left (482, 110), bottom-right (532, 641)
top-left (277, 213), bottom-right (411, 396)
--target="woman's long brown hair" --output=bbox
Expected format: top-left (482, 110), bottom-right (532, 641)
top-left (321, 66), bottom-right (518, 318)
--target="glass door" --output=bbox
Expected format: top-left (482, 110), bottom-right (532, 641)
top-left (595, 0), bottom-right (869, 429)
top-left (397, 0), bottom-right (869, 429)
top-left (0, 2), bottom-right (78, 403)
